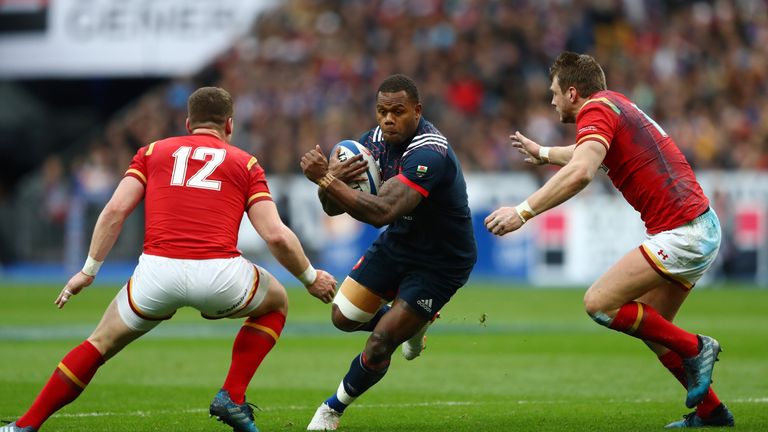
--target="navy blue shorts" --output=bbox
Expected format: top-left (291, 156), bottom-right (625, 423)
top-left (348, 243), bottom-right (471, 319)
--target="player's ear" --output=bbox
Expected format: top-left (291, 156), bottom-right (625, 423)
top-left (185, 118), bottom-right (192, 133)
top-left (569, 87), bottom-right (578, 103)
top-left (414, 102), bottom-right (422, 119)
top-left (226, 117), bottom-right (234, 135)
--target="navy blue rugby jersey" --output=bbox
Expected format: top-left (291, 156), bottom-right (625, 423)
top-left (357, 117), bottom-right (477, 271)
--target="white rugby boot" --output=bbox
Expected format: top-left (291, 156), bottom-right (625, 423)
top-left (402, 312), bottom-right (439, 360)
top-left (307, 403), bottom-right (342, 431)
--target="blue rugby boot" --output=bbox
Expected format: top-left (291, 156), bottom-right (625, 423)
top-left (209, 389), bottom-right (260, 432)
top-left (682, 335), bottom-right (722, 408)
top-left (665, 403), bottom-right (735, 428)
top-left (0, 421), bottom-right (37, 432)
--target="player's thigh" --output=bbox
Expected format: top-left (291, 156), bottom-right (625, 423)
top-left (188, 257), bottom-right (273, 320)
top-left (333, 276), bottom-right (387, 323)
top-left (115, 254), bottom-right (185, 333)
top-left (242, 268), bottom-right (288, 318)
top-left (335, 247), bottom-right (401, 323)
top-left (89, 298), bottom-right (149, 360)
top-left (636, 283), bottom-right (691, 322)
top-left (584, 247), bottom-right (667, 314)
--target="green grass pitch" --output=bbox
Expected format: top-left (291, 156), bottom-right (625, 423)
top-left (1, 282), bottom-right (766, 431)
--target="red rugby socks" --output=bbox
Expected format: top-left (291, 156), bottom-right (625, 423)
top-left (17, 340), bottom-right (105, 429)
top-left (610, 302), bottom-right (699, 358)
top-left (222, 311), bottom-right (286, 404)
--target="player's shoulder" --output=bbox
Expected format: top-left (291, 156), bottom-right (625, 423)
top-left (579, 90), bottom-right (625, 117)
top-left (403, 118), bottom-right (448, 159)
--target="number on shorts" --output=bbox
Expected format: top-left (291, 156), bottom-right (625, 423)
top-left (170, 146), bottom-right (226, 190)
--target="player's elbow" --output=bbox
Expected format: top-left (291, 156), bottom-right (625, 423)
top-left (568, 165), bottom-right (595, 190)
top-left (101, 200), bottom-right (131, 223)
top-left (262, 226), bottom-right (291, 250)
top-left (368, 211), bottom-right (395, 228)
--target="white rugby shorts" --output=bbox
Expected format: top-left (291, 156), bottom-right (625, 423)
top-left (116, 254), bottom-right (270, 331)
top-left (639, 208), bottom-right (721, 290)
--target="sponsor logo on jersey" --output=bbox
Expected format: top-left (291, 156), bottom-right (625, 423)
top-left (578, 125), bottom-right (599, 134)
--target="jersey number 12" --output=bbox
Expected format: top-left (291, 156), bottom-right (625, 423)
top-left (170, 146), bottom-right (226, 190)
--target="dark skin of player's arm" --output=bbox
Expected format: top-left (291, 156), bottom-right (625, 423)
top-left (302, 145), bottom-right (422, 227)
top-left (318, 150), bottom-right (368, 216)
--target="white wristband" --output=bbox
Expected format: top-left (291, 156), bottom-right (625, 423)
top-left (515, 200), bottom-right (537, 224)
top-left (298, 264), bottom-right (318, 286)
top-left (538, 146), bottom-right (551, 163)
top-left (81, 256), bottom-right (103, 277)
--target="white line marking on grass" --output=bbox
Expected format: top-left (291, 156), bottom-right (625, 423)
top-left (46, 396), bottom-right (768, 419)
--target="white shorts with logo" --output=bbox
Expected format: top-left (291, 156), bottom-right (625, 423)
top-left (639, 208), bottom-right (721, 290)
top-left (116, 254), bottom-right (270, 331)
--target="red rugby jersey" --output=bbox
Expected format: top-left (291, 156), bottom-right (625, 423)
top-left (575, 90), bottom-right (708, 234)
top-left (124, 133), bottom-right (272, 259)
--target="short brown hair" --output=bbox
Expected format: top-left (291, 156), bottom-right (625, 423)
top-left (549, 52), bottom-right (607, 98)
top-left (187, 87), bottom-right (233, 129)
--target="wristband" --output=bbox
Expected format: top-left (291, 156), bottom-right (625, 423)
top-left (515, 200), bottom-right (537, 224)
top-left (298, 264), bottom-right (318, 286)
top-left (81, 256), bottom-right (103, 277)
top-left (317, 173), bottom-right (336, 189)
top-left (538, 146), bottom-right (551, 163)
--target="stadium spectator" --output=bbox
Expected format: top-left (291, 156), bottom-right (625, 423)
top-left (0, 87), bottom-right (337, 432)
top-left (484, 52), bottom-right (733, 428)
top-left (300, 74), bottom-right (477, 430)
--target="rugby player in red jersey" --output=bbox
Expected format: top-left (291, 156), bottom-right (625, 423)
top-left (1, 87), bottom-right (336, 432)
top-left (484, 52), bottom-right (733, 428)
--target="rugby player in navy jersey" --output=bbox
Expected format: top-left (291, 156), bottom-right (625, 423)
top-left (300, 74), bottom-right (477, 430)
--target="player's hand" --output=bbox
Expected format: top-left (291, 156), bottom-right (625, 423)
top-left (305, 270), bottom-right (337, 304)
top-left (329, 147), bottom-right (368, 184)
top-left (55, 272), bottom-right (94, 309)
top-left (510, 131), bottom-right (546, 165)
top-left (484, 206), bottom-right (524, 236)
top-left (301, 145), bottom-right (330, 183)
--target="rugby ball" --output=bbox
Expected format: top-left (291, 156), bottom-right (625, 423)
top-left (332, 140), bottom-right (382, 194)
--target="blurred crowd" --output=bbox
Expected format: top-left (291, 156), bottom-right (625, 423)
top-left (72, 0), bottom-right (768, 181)
top-left (7, 0), bottom-right (768, 263)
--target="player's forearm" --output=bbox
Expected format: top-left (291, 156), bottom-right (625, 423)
top-left (528, 161), bottom-right (593, 214)
top-left (318, 189), bottom-right (345, 216)
top-left (263, 225), bottom-right (312, 277)
top-left (546, 144), bottom-right (576, 166)
top-left (322, 179), bottom-right (394, 227)
top-left (88, 205), bottom-right (128, 261)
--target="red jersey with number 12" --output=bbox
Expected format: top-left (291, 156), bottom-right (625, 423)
top-left (575, 90), bottom-right (709, 234)
top-left (124, 133), bottom-right (272, 259)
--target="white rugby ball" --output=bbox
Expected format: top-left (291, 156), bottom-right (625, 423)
top-left (332, 140), bottom-right (382, 194)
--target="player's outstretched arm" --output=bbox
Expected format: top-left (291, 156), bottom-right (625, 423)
top-left (56, 177), bottom-right (145, 308)
top-left (301, 146), bottom-right (421, 227)
top-left (247, 201), bottom-right (336, 303)
top-left (511, 131), bottom-right (575, 167)
top-left (485, 140), bottom-right (606, 236)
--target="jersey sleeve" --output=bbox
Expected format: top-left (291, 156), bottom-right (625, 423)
top-left (575, 100), bottom-right (619, 151)
top-left (245, 156), bottom-right (272, 209)
top-left (124, 142), bottom-right (155, 186)
top-left (395, 147), bottom-right (448, 198)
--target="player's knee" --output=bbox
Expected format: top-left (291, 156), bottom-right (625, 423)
top-left (331, 304), bottom-right (363, 332)
top-left (583, 292), bottom-right (612, 326)
top-left (365, 330), bottom-right (396, 364)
